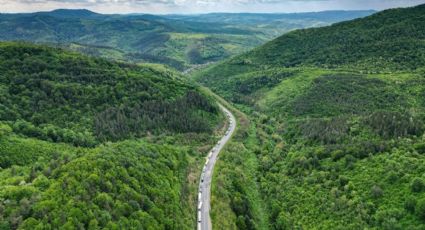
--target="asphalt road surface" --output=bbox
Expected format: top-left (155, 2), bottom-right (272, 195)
top-left (197, 104), bottom-right (236, 230)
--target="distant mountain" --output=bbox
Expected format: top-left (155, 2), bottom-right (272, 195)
top-left (165, 10), bottom-right (376, 38)
top-left (166, 10), bottom-right (376, 24)
top-left (0, 9), bottom-right (374, 70)
top-left (39, 9), bottom-right (100, 18)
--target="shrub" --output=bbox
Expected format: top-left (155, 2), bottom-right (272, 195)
top-left (276, 211), bottom-right (293, 230)
top-left (414, 142), bottom-right (425, 154)
top-left (416, 198), bottom-right (425, 221)
top-left (371, 185), bottom-right (384, 199)
top-left (411, 178), bottom-right (425, 193)
top-left (0, 123), bottom-right (12, 137)
top-left (404, 196), bottom-right (417, 213)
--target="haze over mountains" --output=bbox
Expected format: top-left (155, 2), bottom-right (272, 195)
top-left (0, 9), bottom-right (374, 70)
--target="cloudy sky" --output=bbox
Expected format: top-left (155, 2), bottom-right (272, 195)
top-left (0, 0), bottom-right (424, 14)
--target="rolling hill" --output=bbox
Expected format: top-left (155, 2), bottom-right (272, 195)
top-left (0, 9), bottom-right (374, 70)
top-left (206, 5), bottom-right (424, 73)
top-left (1, 3), bottom-right (423, 229)
top-left (0, 42), bottom-right (222, 229)
top-left (194, 4), bottom-right (425, 229)
top-left (165, 10), bottom-right (375, 38)
top-left (0, 42), bottom-right (221, 145)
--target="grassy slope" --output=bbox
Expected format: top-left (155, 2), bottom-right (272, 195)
top-left (194, 4), bottom-right (425, 229)
top-left (0, 42), bottom-right (224, 229)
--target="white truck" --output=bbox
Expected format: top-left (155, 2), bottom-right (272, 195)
top-left (198, 201), bottom-right (203, 211)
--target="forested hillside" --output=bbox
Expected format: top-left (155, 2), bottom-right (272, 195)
top-left (0, 42), bottom-right (222, 229)
top-left (0, 9), bottom-right (374, 70)
top-left (0, 42), bottom-right (221, 146)
top-left (194, 4), bottom-right (425, 229)
top-left (199, 4), bottom-right (425, 78)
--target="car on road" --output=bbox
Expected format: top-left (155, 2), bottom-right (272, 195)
top-left (196, 106), bottom-right (234, 229)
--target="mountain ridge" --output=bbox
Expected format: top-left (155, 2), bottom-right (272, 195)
top-left (227, 3), bottom-right (425, 71)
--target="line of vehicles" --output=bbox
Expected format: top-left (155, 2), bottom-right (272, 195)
top-left (197, 109), bottom-right (234, 229)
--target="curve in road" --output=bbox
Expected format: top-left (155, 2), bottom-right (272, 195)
top-left (197, 104), bottom-right (236, 230)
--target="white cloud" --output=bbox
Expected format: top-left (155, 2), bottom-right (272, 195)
top-left (0, 0), bottom-right (423, 14)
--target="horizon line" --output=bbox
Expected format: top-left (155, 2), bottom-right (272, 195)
top-left (0, 8), bottom-right (379, 15)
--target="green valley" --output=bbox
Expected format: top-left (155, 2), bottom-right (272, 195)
top-left (0, 1), bottom-right (424, 230)
top-left (194, 4), bottom-right (425, 229)
top-left (0, 10), bottom-right (374, 71)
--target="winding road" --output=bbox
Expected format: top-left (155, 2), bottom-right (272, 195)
top-left (197, 104), bottom-right (236, 230)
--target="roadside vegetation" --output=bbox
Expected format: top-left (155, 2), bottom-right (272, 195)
top-left (0, 42), bottom-right (223, 229)
top-left (195, 4), bottom-right (425, 229)
top-left (0, 126), bottom-right (222, 229)
top-left (0, 3), bottom-right (423, 229)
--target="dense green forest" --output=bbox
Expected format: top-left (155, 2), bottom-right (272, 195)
top-left (0, 127), bottom-right (220, 229)
top-left (0, 42), bottom-right (223, 229)
top-left (195, 4), bottom-right (425, 229)
top-left (1, 2), bottom-right (424, 229)
top-left (198, 4), bottom-right (425, 77)
top-left (0, 9), bottom-right (373, 70)
top-left (0, 42), bottom-right (221, 146)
